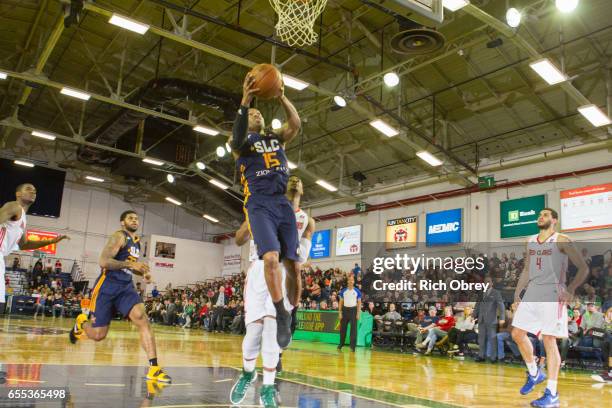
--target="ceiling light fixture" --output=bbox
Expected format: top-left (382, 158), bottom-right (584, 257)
top-left (556, 0), bottom-right (579, 13)
top-left (85, 176), bottom-right (105, 182)
top-left (196, 162), bottom-right (206, 170)
top-left (383, 72), bottom-right (400, 87)
top-left (108, 14), bottom-right (150, 34)
top-left (282, 74), bottom-right (309, 91)
top-left (60, 87), bottom-right (91, 101)
top-left (203, 214), bottom-right (219, 223)
top-left (14, 160), bottom-right (34, 167)
top-left (506, 8), bottom-right (522, 28)
top-left (416, 151), bottom-right (443, 166)
top-left (529, 58), bottom-right (568, 85)
top-left (333, 95), bottom-right (347, 107)
top-left (271, 119), bottom-right (282, 130)
top-left (165, 197), bottom-right (182, 206)
top-left (369, 119), bottom-right (399, 137)
top-left (216, 146), bottom-right (226, 158)
top-left (142, 157), bottom-right (164, 166)
top-left (316, 179), bottom-right (338, 192)
top-left (31, 130), bottom-right (56, 140)
top-left (193, 125), bottom-right (219, 136)
top-left (577, 104), bottom-right (612, 127)
top-left (209, 178), bottom-right (229, 190)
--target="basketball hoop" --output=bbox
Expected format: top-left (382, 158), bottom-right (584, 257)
top-left (269, 0), bottom-right (328, 47)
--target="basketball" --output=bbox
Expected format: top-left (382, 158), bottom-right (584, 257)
top-left (248, 63), bottom-right (283, 99)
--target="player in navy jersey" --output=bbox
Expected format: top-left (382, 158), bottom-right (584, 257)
top-left (229, 73), bottom-right (301, 349)
top-left (69, 210), bottom-right (171, 383)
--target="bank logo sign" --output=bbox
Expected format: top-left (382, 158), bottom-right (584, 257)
top-left (500, 195), bottom-right (546, 238)
top-left (426, 208), bottom-right (462, 246)
top-left (310, 229), bottom-right (331, 259)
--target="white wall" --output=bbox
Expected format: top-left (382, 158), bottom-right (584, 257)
top-left (145, 234), bottom-right (224, 290)
top-left (307, 149), bottom-right (612, 271)
top-left (22, 181), bottom-right (227, 281)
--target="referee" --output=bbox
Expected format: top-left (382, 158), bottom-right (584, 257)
top-left (338, 273), bottom-right (362, 352)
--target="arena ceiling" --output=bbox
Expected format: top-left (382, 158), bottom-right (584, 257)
top-left (0, 0), bottom-right (611, 228)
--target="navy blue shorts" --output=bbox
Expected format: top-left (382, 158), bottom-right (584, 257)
top-left (244, 194), bottom-right (299, 261)
top-left (89, 272), bottom-right (142, 328)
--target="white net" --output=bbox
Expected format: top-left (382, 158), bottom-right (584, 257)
top-left (269, 0), bottom-right (328, 47)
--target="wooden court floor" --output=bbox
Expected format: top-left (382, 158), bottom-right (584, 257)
top-left (0, 316), bottom-right (608, 407)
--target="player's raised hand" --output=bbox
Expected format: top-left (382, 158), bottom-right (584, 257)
top-left (143, 273), bottom-right (153, 284)
top-left (241, 73), bottom-right (260, 106)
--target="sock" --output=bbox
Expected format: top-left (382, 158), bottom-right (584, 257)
top-left (243, 358), bottom-right (256, 372)
top-left (526, 361), bottom-right (538, 376)
top-left (263, 369), bottom-right (275, 385)
top-left (546, 379), bottom-right (557, 395)
top-left (273, 300), bottom-right (286, 316)
top-left (149, 358), bottom-right (158, 367)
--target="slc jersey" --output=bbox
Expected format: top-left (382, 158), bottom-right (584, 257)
top-left (106, 231), bottom-right (140, 283)
top-left (237, 131), bottom-right (290, 197)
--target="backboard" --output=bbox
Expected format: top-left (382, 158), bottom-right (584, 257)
top-left (390, 0), bottom-right (444, 24)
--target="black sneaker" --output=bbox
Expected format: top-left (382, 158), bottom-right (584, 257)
top-left (276, 309), bottom-right (292, 349)
top-left (337, 345), bottom-right (343, 351)
top-left (290, 307), bottom-right (298, 335)
top-left (350, 347), bottom-right (356, 352)
top-left (276, 354), bottom-right (283, 374)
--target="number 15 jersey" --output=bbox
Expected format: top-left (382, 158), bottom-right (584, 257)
top-left (237, 132), bottom-right (290, 197)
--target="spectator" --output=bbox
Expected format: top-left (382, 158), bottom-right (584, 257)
top-left (473, 276), bottom-right (505, 362)
top-left (446, 306), bottom-right (477, 358)
top-left (418, 306), bottom-right (455, 355)
top-left (496, 303), bottom-right (518, 362)
top-left (33, 290), bottom-right (45, 318)
top-left (52, 293), bottom-right (65, 318)
top-left (415, 307), bottom-right (440, 347)
top-left (210, 286), bottom-right (227, 332)
top-left (182, 299), bottom-right (195, 329)
top-left (11, 257), bottom-right (20, 272)
top-left (382, 304), bottom-right (402, 321)
top-left (152, 286), bottom-right (160, 298)
top-left (581, 302), bottom-right (605, 334)
top-left (352, 263), bottom-right (361, 279)
top-left (560, 307), bottom-right (581, 367)
top-left (54, 259), bottom-right (62, 274)
top-left (307, 280), bottom-right (321, 301)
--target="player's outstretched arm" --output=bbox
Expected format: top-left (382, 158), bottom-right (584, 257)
top-left (229, 74), bottom-right (259, 153)
top-left (276, 91), bottom-right (301, 144)
top-left (235, 221), bottom-right (251, 247)
top-left (0, 201), bottom-right (21, 225)
top-left (19, 234), bottom-right (69, 251)
top-left (558, 235), bottom-right (589, 300)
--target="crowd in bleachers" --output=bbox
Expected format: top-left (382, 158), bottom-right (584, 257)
top-left (4, 255), bottom-right (89, 318)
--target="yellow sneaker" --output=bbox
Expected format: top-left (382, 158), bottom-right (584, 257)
top-left (69, 313), bottom-right (88, 344)
top-left (146, 366), bottom-right (172, 383)
top-left (145, 379), bottom-right (168, 399)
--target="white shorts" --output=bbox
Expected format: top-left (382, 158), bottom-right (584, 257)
top-left (513, 300), bottom-right (568, 338)
top-left (0, 257), bottom-right (5, 302)
top-left (244, 260), bottom-right (292, 325)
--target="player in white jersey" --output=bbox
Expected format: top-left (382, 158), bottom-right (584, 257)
top-left (511, 208), bottom-right (588, 408)
top-left (230, 175), bottom-right (314, 408)
top-left (0, 183), bottom-right (70, 306)
top-left (0, 183), bottom-right (69, 382)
